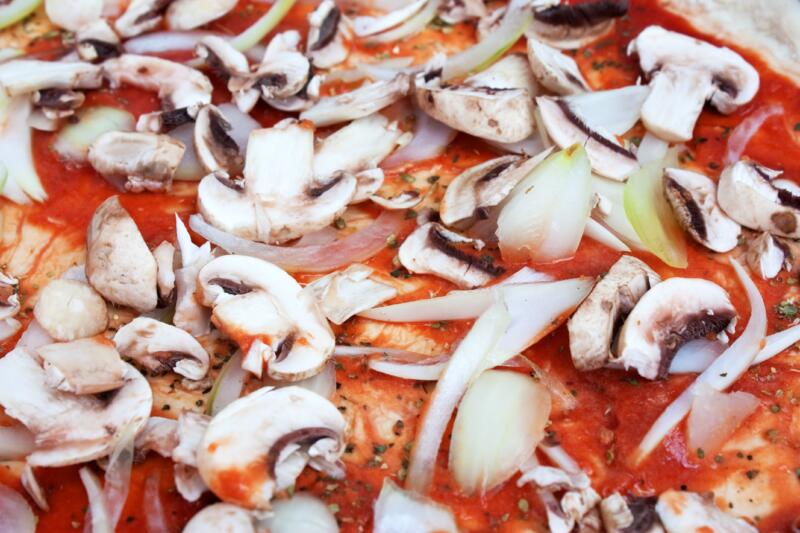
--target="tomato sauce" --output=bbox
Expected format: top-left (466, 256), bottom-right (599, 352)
top-left (2, 0), bottom-right (800, 531)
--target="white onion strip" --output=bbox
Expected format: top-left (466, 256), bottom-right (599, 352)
top-left (123, 31), bottom-right (218, 55)
top-left (584, 218), bottom-right (630, 252)
top-left (632, 258), bottom-right (766, 465)
top-left (0, 484), bottom-right (36, 533)
top-left (79, 468), bottom-right (113, 533)
top-left (724, 104), bottom-right (783, 165)
top-left (0, 425), bottom-right (35, 461)
top-left (189, 210), bottom-right (404, 273)
top-left (104, 424), bottom-right (137, 530)
top-left (143, 472), bottom-right (170, 533)
top-left (669, 338), bottom-right (726, 374)
top-left (207, 351), bottom-right (247, 416)
top-left (368, 0), bottom-right (442, 44)
top-left (383, 106), bottom-right (456, 167)
top-left (406, 300), bottom-right (510, 493)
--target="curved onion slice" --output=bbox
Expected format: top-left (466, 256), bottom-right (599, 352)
top-left (0, 95), bottom-right (45, 202)
top-left (190, 210), bottom-right (404, 273)
top-left (369, 353), bottom-right (448, 381)
top-left (265, 360), bottom-right (336, 399)
top-left (669, 338), bottom-right (726, 374)
top-left (406, 300), bottom-right (510, 493)
top-left (104, 423), bottom-right (137, 529)
top-left (333, 345), bottom-right (425, 358)
top-left (0, 0), bottom-right (42, 30)
top-left (563, 86), bottom-right (649, 136)
top-left (382, 107), bottom-right (455, 168)
top-left (687, 382), bottom-right (758, 456)
top-left (591, 175), bottom-right (644, 249)
top-left (0, 425), bottom-right (34, 461)
top-left (143, 473), bottom-right (169, 533)
top-left (623, 153), bottom-right (687, 268)
top-left (231, 0), bottom-right (298, 52)
top-left (123, 31), bottom-right (217, 55)
top-left (584, 218), bottom-right (630, 252)
top-left (752, 323), bottom-right (800, 365)
top-left (258, 493), bottom-right (339, 533)
top-left (368, 0), bottom-right (441, 44)
top-left (636, 131), bottom-right (669, 165)
top-left (353, 0), bottom-right (426, 37)
top-left (449, 369), bottom-right (550, 494)
top-left (442, 0), bottom-right (532, 81)
top-left (0, 484), bottom-right (35, 533)
top-left (206, 351), bottom-right (247, 416)
top-left (487, 134), bottom-right (547, 157)
top-left (79, 468), bottom-right (112, 533)
top-left (724, 104), bottom-right (783, 165)
top-left (326, 57), bottom-right (414, 83)
top-left (374, 479), bottom-right (458, 533)
top-left (633, 258), bottom-right (766, 465)
top-left (52, 106), bottom-right (135, 163)
top-left (497, 144), bottom-right (592, 263)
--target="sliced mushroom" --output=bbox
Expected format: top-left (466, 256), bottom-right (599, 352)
top-left (152, 240), bottom-right (176, 301)
top-left (308, 264), bottom-right (398, 325)
top-left (628, 26), bottom-right (759, 142)
top-left (352, 0), bottom-right (426, 36)
top-left (114, 317), bottom-right (210, 380)
top-left (193, 104), bottom-right (243, 176)
top-left (37, 336), bottom-right (127, 395)
top-left (86, 196), bottom-right (159, 312)
top-left (527, 38), bottom-right (589, 95)
top-left (307, 0), bottom-right (349, 69)
top-left (600, 493), bottom-right (661, 533)
top-left (529, 0), bottom-right (628, 49)
top-left (44, 0), bottom-right (103, 32)
top-left (33, 279), bottom-right (108, 342)
top-left (197, 386), bottom-right (346, 510)
top-left (166, 0), bottom-right (237, 30)
top-left (266, 74), bottom-right (323, 113)
top-left (613, 278), bottom-right (736, 380)
top-left (115, 0), bottom-right (171, 38)
top-left (717, 160), bottom-right (800, 238)
top-left (135, 416), bottom-right (179, 457)
top-left (745, 231), bottom-right (790, 280)
top-left (32, 88), bottom-right (85, 120)
top-left (0, 348), bottom-right (152, 466)
top-left (198, 255), bottom-right (335, 380)
top-left (655, 490), bottom-right (757, 533)
top-left (536, 95), bottom-right (639, 181)
top-left (663, 168), bottom-right (741, 252)
top-left (76, 19), bottom-right (121, 63)
top-left (195, 36), bottom-right (257, 113)
top-left (439, 0), bottom-right (487, 24)
top-left (300, 74), bottom-right (410, 127)
top-left (370, 191), bottom-right (424, 210)
top-left (0, 60), bottom-right (102, 97)
top-left (184, 503), bottom-right (256, 533)
top-left (398, 222), bottom-right (505, 288)
top-left (172, 411), bottom-right (210, 466)
top-left (466, 52), bottom-right (538, 94)
top-left (103, 54), bottom-right (213, 110)
top-left (568, 255), bottom-right (661, 372)
top-left (137, 105), bottom-right (200, 134)
top-left (196, 172), bottom-right (260, 241)
top-left (0, 271), bottom-right (20, 321)
top-left (173, 217), bottom-right (213, 336)
top-left (175, 464), bottom-right (208, 503)
top-left (233, 31), bottom-right (311, 101)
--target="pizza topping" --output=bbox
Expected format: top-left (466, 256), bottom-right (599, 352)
top-left (37, 336), bottom-right (126, 395)
top-left (152, 240), bottom-right (176, 302)
top-left (614, 277), bottom-right (736, 380)
top-left (197, 386), bottom-right (346, 510)
top-left (306, 0), bottom-right (348, 70)
top-left (76, 19), bottom-right (122, 63)
top-left (628, 25), bottom-right (759, 142)
top-left (44, 0), bottom-right (102, 32)
top-left (52, 105), bottom-right (135, 163)
top-left (86, 196), bottom-right (159, 312)
top-left (568, 255), bottom-right (661, 372)
top-left (114, 317), bottom-right (210, 380)
top-left (527, 38), bottom-right (590, 95)
top-left (32, 88), bottom-right (85, 121)
top-left (655, 490), bottom-right (757, 533)
top-left (352, 0), bottom-right (427, 37)
top-left (114, 0), bottom-right (171, 38)
top-left (182, 503), bottom-right (256, 533)
top-left (529, 0), bottom-right (628, 50)
top-left (300, 74), bottom-right (410, 127)
top-left (33, 279), bottom-right (108, 342)
top-left (663, 168), bottom-right (742, 253)
top-left (717, 160), bottom-right (800, 238)
top-left (165, 0), bottom-right (237, 31)
top-left (193, 104), bottom-right (244, 176)
top-left (373, 478), bottom-right (459, 533)
top-left (0, 59), bottom-right (102, 97)
top-left (308, 263), bottom-right (397, 325)
top-left (0, 271), bottom-right (19, 320)
top-left (686, 382), bottom-right (759, 457)
top-left (745, 231), bottom-right (791, 280)
top-left (261, 493), bottom-right (339, 533)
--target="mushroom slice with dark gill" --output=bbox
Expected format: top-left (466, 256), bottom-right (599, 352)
top-left (88, 131), bottom-right (185, 192)
top-left (193, 104), bottom-right (244, 176)
top-left (0, 60), bottom-right (102, 96)
top-left (613, 278), bottom-right (736, 380)
top-left (567, 255), bottom-right (661, 372)
top-left (76, 19), bottom-right (121, 63)
top-left (628, 25), bottom-right (759, 142)
top-left (717, 160), bottom-right (800, 238)
top-left (398, 222), bottom-right (505, 289)
top-left (86, 196), bottom-right (159, 312)
top-left (232, 31), bottom-right (311, 102)
top-left (196, 171), bottom-right (259, 240)
top-left (439, 0), bottom-right (487, 24)
top-left (195, 36), bottom-right (257, 113)
top-left (37, 336), bottom-right (128, 395)
top-left (114, 0), bottom-right (171, 38)
top-left (197, 386), bottom-right (346, 510)
top-left (600, 493), bottom-right (661, 533)
top-left (655, 490), bottom-right (757, 533)
top-left (114, 317), bottom-right (211, 380)
top-left (300, 74), bottom-right (410, 127)
top-left (745, 232), bottom-right (791, 280)
top-left (306, 0), bottom-right (349, 69)
top-left (527, 38), bottom-right (589, 95)
top-left (528, 0), bottom-right (629, 49)
top-left (663, 168), bottom-right (741, 253)
top-left (32, 88), bottom-right (85, 120)
top-left (536, 95), bottom-right (638, 180)
top-left (308, 264), bottom-right (398, 325)
top-left (166, 0), bottom-right (237, 30)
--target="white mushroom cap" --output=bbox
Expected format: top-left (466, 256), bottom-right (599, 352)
top-left (33, 279), bottom-right (108, 341)
top-left (197, 255), bottom-right (335, 380)
top-left (0, 348), bottom-right (152, 467)
top-left (527, 38), bottom-right (589, 95)
top-left (629, 26), bottom-right (759, 142)
top-left (0, 60), bottom-right (102, 97)
top-left (614, 277), bottom-right (736, 380)
top-left (114, 317), bottom-right (211, 380)
top-left (86, 196), bottom-right (159, 312)
top-left (306, 0), bottom-right (349, 70)
top-left (536, 96), bottom-right (639, 181)
top-left (527, 1), bottom-right (627, 50)
top-left (114, 0), bottom-right (170, 38)
top-left (37, 336), bottom-right (127, 395)
top-left (184, 504), bottom-right (256, 533)
top-left (197, 386), bottom-right (346, 510)
top-left (717, 160), bottom-right (800, 238)
top-left (76, 19), bottom-right (121, 63)
top-left (308, 264), bottom-right (398, 325)
top-left (166, 0), bottom-right (237, 30)
top-left (568, 255), bottom-right (661, 372)
top-left (745, 232), bottom-right (790, 280)
top-left (465, 53), bottom-right (538, 94)
top-left (232, 31), bottom-right (311, 102)
top-left (194, 104), bottom-right (244, 176)
top-left (45, 0), bottom-right (102, 31)
top-left (195, 36), bottom-right (256, 112)
top-left (196, 173), bottom-right (259, 241)
top-left (398, 222), bottom-right (504, 288)
top-left (103, 54), bottom-right (213, 110)
top-left (172, 411), bottom-right (210, 467)
top-left (300, 74), bottom-right (410, 127)
top-left (663, 168), bottom-right (741, 253)
top-left (655, 490), bottom-right (757, 533)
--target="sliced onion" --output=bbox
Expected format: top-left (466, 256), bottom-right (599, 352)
top-left (669, 339), bottom-right (726, 374)
top-left (752, 323), bottom-right (800, 365)
top-left (369, 353), bottom-right (448, 381)
top-left (294, 227), bottom-right (338, 247)
top-left (79, 467), bottom-right (112, 533)
top-left (623, 151), bottom-right (687, 268)
top-left (143, 472), bottom-right (169, 533)
top-left (0, 317), bottom-right (21, 341)
top-left (0, 95), bottom-right (46, 202)
top-left (353, 0), bottom-right (426, 37)
top-left (231, 0), bottom-right (298, 52)
top-left (382, 107), bottom-right (455, 168)
top-left (104, 423), bottom-right (137, 529)
top-left (206, 351), bottom-right (247, 416)
top-left (53, 106), bottom-right (135, 163)
top-left (333, 345), bottom-right (424, 358)
top-left (0, 484), bottom-right (36, 533)
top-left (406, 300), bottom-right (510, 493)
top-left (190, 210), bottom-right (404, 273)
top-left (497, 144), bottom-right (592, 263)
top-left (636, 131), bottom-right (669, 165)
top-left (171, 123), bottom-right (203, 181)
top-left (442, 0), bottom-right (532, 81)
top-left (123, 31), bottom-right (217, 55)
top-left (374, 479), bottom-right (458, 533)
top-left (633, 258), bottom-right (766, 464)
top-left (449, 369), bottom-right (550, 494)
top-left (368, 0), bottom-right (442, 44)
top-left (724, 104), bottom-right (783, 165)
top-left (265, 360), bottom-right (336, 399)
top-left (486, 134), bottom-right (547, 157)
top-left (0, 0), bottom-right (42, 30)
top-left (591, 175), bottom-right (644, 249)
top-left (686, 382), bottom-right (758, 455)
top-left (0, 425), bottom-right (35, 461)
top-left (500, 266), bottom-right (553, 284)
top-left (325, 57), bottom-right (414, 83)
top-left (21, 463), bottom-right (48, 511)
top-left (563, 86), bottom-right (649, 136)
top-left (538, 442), bottom-right (583, 475)
top-left (584, 218), bottom-right (630, 252)
top-left (258, 493), bottom-right (338, 533)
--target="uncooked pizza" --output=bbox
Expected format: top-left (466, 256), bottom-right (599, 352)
top-left (0, 0), bottom-right (799, 531)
